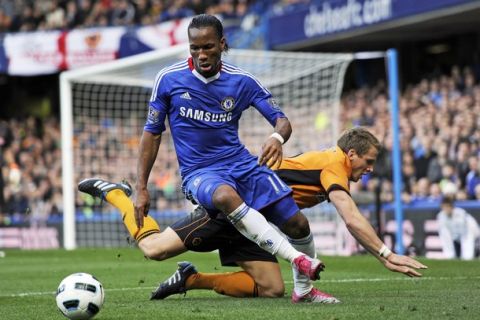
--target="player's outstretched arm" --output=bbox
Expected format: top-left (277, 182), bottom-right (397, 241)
top-left (329, 190), bottom-right (427, 277)
top-left (135, 131), bottom-right (162, 228)
top-left (260, 117), bottom-right (291, 168)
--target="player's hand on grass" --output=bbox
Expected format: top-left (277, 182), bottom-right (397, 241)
top-left (260, 137), bottom-right (283, 168)
top-left (134, 187), bottom-right (151, 228)
top-left (383, 253), bottom-right (428, 277)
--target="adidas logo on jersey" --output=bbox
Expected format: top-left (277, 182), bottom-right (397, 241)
top-left (180, 92), bottom-right (191, 100)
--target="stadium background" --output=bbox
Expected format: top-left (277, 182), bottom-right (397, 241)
top-left (1, 0), bottom-right (480, 258)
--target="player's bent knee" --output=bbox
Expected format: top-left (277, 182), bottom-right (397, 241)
top-left (138, 240), bottom-right (168, 260)
top-left (138, 230), bottom-right (186, 261)
top-left (258, 283), bottom-right (285, 298)
top-left (212, 185), bottom-right (242, 212)
top-left (282, 212), bottom-right (310, 238)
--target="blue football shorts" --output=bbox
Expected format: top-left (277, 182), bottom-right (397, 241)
top-left (183, 158), bottom-right (299, 227)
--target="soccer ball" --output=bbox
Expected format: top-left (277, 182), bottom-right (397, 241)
top-left (56, 273), bottom-right (104, 320)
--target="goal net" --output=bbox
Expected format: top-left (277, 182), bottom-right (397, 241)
top-left (60, 44), bottom-right (353, 250)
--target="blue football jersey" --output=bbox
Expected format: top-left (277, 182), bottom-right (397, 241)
top-left (144, 57), bottom-right (286, 178)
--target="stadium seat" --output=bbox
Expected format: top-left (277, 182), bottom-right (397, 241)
top-left (0, 228), bottom-right (22, 248)
top-left (21, 228), bottom-right (60, 249)
top-left (422, 220), bottom-right (444, 258)
top-left (424, 219), bottom-right (439, 234)
top-left (424, 235), bottom-right (445, 259)
top-left (425, 251), bottom-right (445, 259)
top-left (424, 235), bottom-right (442, 250)
top-left (310, 221), bottom-right (338, 255)
top-left (309, 221), bottom-right (337, 233)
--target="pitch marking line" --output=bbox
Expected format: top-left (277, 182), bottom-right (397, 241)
top-left (4, 276), bottom-right (480, 298)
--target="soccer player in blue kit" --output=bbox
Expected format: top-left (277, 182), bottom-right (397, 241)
top-left (134, 14), bottom-right (332, 302)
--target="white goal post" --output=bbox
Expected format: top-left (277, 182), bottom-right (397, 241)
top-left (60, 44), bottom-right (353, 250)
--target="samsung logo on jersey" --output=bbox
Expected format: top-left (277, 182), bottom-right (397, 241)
top-left (179, 107), bottom-right (233, 123)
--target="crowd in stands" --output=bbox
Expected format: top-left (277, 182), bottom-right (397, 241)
top-left (0, 117), bottom-right (63, 225)
top-left (0, 0), bottom-right (253, 33)
top-left (1, 64), bottom-right (480, 225)
top-left (343, 65), bottom-right (480, 205)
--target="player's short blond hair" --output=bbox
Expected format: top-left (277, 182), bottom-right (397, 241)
top-left (337, 127), bottom-right (381, 156)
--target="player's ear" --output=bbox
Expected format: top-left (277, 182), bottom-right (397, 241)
top-left (347, 149), bottom-right (357, 160)
top-left (220, 36), bottom-right (226, 51)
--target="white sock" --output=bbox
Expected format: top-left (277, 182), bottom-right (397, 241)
top-left (289, 233), bottom-right (315, 296)
top-left (226, 202), bottom-right (302, 262)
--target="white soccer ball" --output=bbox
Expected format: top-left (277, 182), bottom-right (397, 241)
top-left (56, 273), bottom-right (104, 320)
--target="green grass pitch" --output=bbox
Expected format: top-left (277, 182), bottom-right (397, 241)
top-left (1, 248), bottom-right (479, 320)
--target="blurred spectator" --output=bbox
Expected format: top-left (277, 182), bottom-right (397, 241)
top-left (76, 0), bottom-right (93, 26)
top-left (427, 141), bottom-right (449, 183)
top-left (44, 0), bottom-right (65, 29)
top-left (429, 183), bottom-right (442, 201)
top-left (439, 162), bottom-right (459, 194)
top-left (463, 68), bottom-right (476, 96)
top-left (408, 177), bottom-right (431, 203)
top-left (437, 195), bottom-right (480, 260)
top-left (466, 155), bottom-right (480, 199)
top-left (428, 79), bottom-right (442, 107)
top-left (189, 0), bottom-right (214, 15)
top-left (65, 0), bottom-right (82, 29)
top-left (133, 0), bottom-right (151, 24)
top-left (159, 0), bottom-right (194, 22)
top-left (401, 160), bottom-right (416, 198)
top-left (146, 0), bottom-right (165, 24)
top-left (111, 0), bottom-right (136, 26)
top-left (0, 7), bottom-right (12, 32)
top-left (84, 1), bottom-right (110, 27)
top-left (474, 184), bottom-right (480, 201)
top-left (412, 135), bottom-right (437, 180)
top-left (0, 120), bottom-right (13, 217)
top-left (208, 0), bottom-right (244, 29)
top-left (455, 140), bottom-right (471, 187)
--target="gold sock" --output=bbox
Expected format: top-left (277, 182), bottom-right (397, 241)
top-left (105, 189), bottom-right (160, 241)
top-left (186, 271), bottom-right (258, 297)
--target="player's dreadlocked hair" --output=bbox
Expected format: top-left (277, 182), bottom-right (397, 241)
top-left (188, 14), bottom-right (229, 52)
top-left (337, 127), bottom-right (381, 156)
